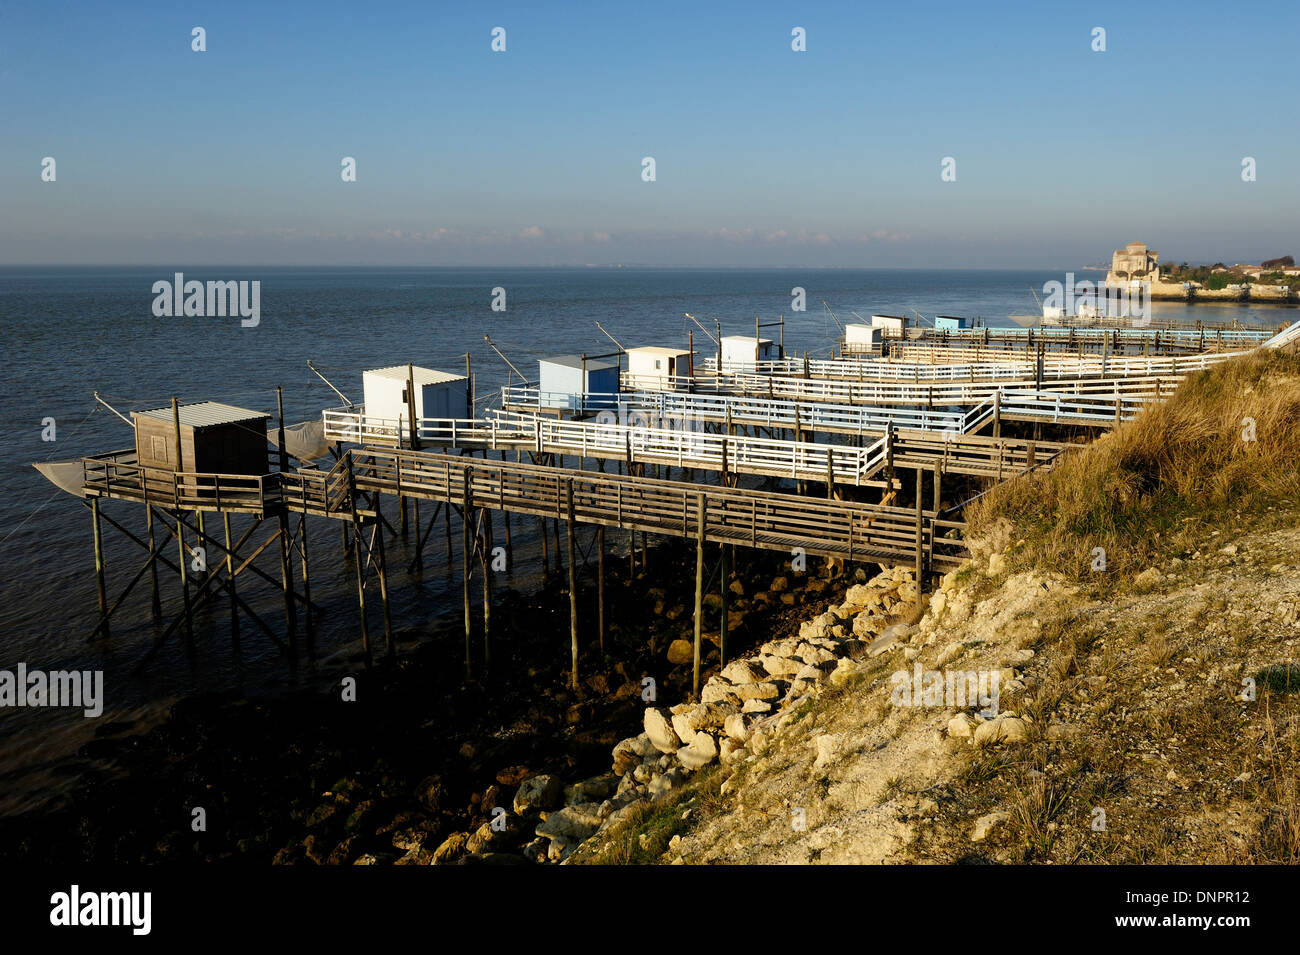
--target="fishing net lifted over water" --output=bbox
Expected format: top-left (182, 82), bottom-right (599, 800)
top-left (274, 420), bottom-right (332, 463)
top-left (33, 461), bottom-right (87, 498)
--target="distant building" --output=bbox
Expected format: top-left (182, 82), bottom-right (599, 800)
top-left (1106, 241), bottom-right (1160, 286)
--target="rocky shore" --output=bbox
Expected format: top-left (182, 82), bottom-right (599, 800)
top-left (0, 537), bottom-right (873, 865)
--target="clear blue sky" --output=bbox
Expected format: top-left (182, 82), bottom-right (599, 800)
top-left (1, 0), bottom-right (1296, 267)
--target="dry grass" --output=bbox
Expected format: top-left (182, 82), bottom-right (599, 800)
top-left (970, 350), bottom-right (1300, 582)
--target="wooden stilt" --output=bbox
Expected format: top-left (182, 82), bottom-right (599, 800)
top-left (914, 468), bottom-right (924, 585)
top-left (344, 457), bottom-right (372, 668)
top-left (224, 511), bottom-right (239, 645)
top-left (567, 479), bottom-right (579, 689)
top-left (463, 470), bottom-right (473, 680)
top-left (597, 524), bottom-right (606, 653)
top-left (540, 517), bottom-right (551, 584)
top-left (719, 540), bottom-right (728, 667)
top-left (628, 528), bottom-right (636, 577)
top-left (482, 508), bottom-right (493, 674)
top-left (90, 498), bottom-right (109, 640)
top-left (176, 509), bottom-right (193, 641)
top-left (692, 492), bottom-right (705, 699)
top-left (373, 497), bottom-right (394, 658)
top-left (145, 498), bottom-right (161, 622)
top-left (553, 518), bottom-right (563, 577)
top-left (444, 491), bottom-right (453, 566)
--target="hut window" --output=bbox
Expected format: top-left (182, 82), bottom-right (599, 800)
top-left (401, 388), bottom-right (408, 403)
top-left (654, 359), bottom-right (662, 369)
top-left (150, 436), bottom-right (169, 462)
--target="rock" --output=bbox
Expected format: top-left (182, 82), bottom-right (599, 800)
top-left (986, 553), bottom-right (1007, 576)
top-left (721, 659), bottom-right (766, 684)
top-left (565, 775), bottom-right (618, 805)
top-left (719, 738), bottom-right (745, 764)
top-left (467, 813), bottom-right (528, 854)
top-left (1219, 544), bottom-right (1239, 556)
top-left (760, 654), bottom-right (804, 678)
top-left (734, 681), bottom-right (781, 702)
top-left (828, 659), bottom-right (859, 687)
top-left (536, 804), bottom-right (603, 842)
top-left (771, 576), bottom-right (790, 593)
top-left (794, 663), bottom-right (832, 683)
top-left (677, 733), bottom-right (718, 770)
top-left (513, 774), bottom-right (564, 815)
top-left (795, 643), bottom-right (837, 666)
top-left (813, 734), bottom-right (839, 770)
top-left (741, 698), bottom-right (772, 714)
top-left (494, 765), bottom-right (532, 787)
top-left (666, 639), bottom-right (694, 666)
top-left (671, 711), bottom-right (699, 742)
top-left (729, 579), bottom-right (745, 596)
top-left (998, 716), bottom-right (1029, 743)
top-left (431, 832), bottom-right (470, 865)
top-left (701, 681), bottom-right (740, 706)
top-left (971, 811), bottom-right (1010, 843)
top-left (724, 712), bottom-right (750, 741)
top-left (780, 593), bottom-right (797, 606)
top-left (547, 836), bottom-right (574, 862)
top-left (947, 713), bottom-right (978, 739)
top-left (416, 775), bottom-right (446, 813)
top-left (612, 737), bottom-right (644, 776)
top-left (930, 591), bottom-right (948, 617)
top-left (853, 614), bottom-right (888, 638)
top-left (644, 707), bottom-right (683, 753)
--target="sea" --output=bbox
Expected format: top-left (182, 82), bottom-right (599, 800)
top-left (0, 266), bottom-right (1286, 815)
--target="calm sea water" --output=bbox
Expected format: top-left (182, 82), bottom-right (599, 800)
top-left (0, 266), bottom-right (1283, 813)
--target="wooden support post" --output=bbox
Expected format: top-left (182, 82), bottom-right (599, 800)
top-left (176, 508), bottom-right (193, 641)
top-left (567, 479), bottom-right (579, 689)
top-left (503, 451), bottom-right (514, 567)
top-left (444, 491), bottom-right (453, 566)
top-left (90, 498), bottom-right (109, 640)
top-left (482, 508), bottom-right (493, 673)
top-left (597, 524), bottom-right (606, 653)
top-left (629, 528), bottom-right (636, 577)
top-left (914, 468), bottom-right (924, 585)
top-left (693, 492), bottom-right (706, 699)
top-left (224, 511), bottom-right (239, 645)
top-left (719, 541), bottom-right (729, 667)
top-left (540, 517), bottom-right (551, 584)
top-left (344, 457), bottom-right (372, 667)
top-left (373, 497), bottom-right (393, 657)
top-left (144, 498), bottom-right (161, 622)
top-left (553, 518), bottom-right (563, 577)
top-left (463, 470), bottom-right (473, 680)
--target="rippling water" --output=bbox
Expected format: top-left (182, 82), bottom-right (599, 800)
top-left (0, 266), bottom-right (1283, 814)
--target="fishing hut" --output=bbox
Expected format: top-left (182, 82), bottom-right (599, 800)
top-left (132, 401), bottom-right (271, 474)
top-left (934, 315), bottom-right (967, 331)
top-left (625, 346), bottom-right (693, 389)
top-left (536, 355), bottom-right (621, 412)
top-left (720, 335), bottom-right (780, 366)
top-left (361, 365), bottom-right (471, 443)
top-left (842, 323), bottom-right (884, 355)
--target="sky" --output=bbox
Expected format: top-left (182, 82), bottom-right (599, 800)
top-left (1, 0), bottom-right (1296, 268)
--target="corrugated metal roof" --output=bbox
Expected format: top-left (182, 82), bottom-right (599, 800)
top-left (365, 365), bottom-right (467, 386)
top-left (721, 335), bottom-right (774, 346)
top-left (539, 355), bottom-right (621, 371)
top-left (134, 401), bottom-right (271, 429)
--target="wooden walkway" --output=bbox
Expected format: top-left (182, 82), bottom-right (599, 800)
top-left (81, 445), bottom-right (968, 571)
top-left (695, 348), bottom-right (1243, 383)
top-left (321, 407), bottom-right (1068, 485)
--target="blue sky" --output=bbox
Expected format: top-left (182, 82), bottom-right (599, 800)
top-left (1, 0), bottom-right (1296, 267)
